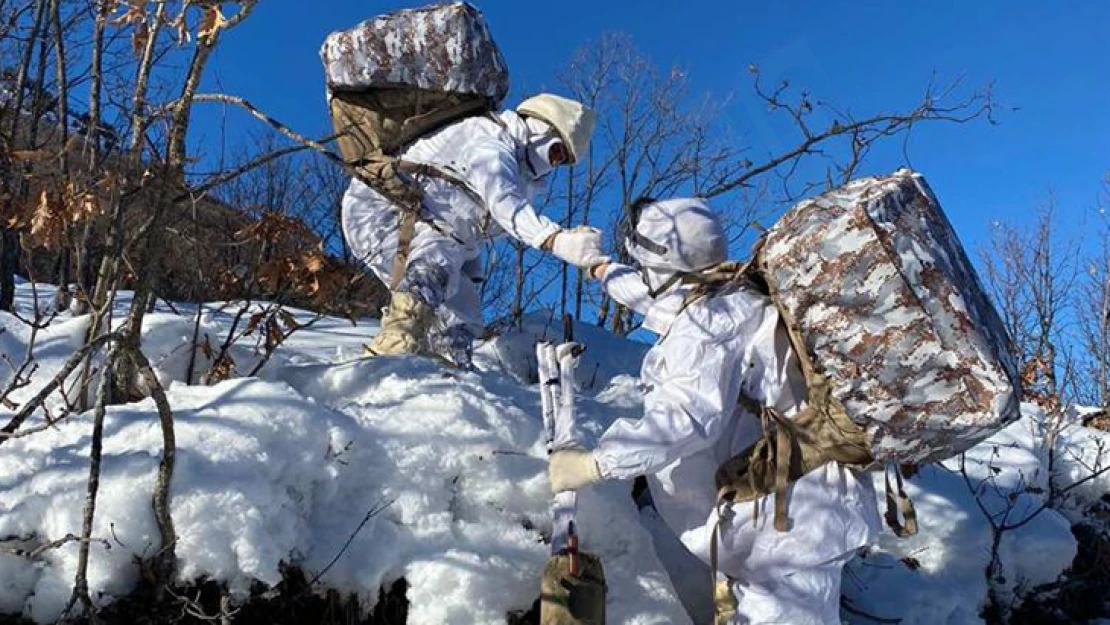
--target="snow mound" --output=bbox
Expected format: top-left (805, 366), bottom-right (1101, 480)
top-left (842, 405), bottom-right (1080, 625)
top-left (0, 378), bottom-right (336, 621)
top-left (0, 279), bottom-right (1103, 624)
top-left (0, 338), bottom-right (688, 624)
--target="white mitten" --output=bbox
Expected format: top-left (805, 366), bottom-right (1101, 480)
top-left (549, 227), bottom-right (610, 269)
top-left (549, 448), bottom-right (603, 492)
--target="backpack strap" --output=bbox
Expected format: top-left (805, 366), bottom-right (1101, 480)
top-left (389, 207), bottom-right (418, 290)
top-left (394, 159), bottom-right (485, 208)
top-left (884, 464), bottom-right (919, 537)
top-left (486, 111), bottom-right (508, 130)
top-left (377, 160), bottom-right (484, 290)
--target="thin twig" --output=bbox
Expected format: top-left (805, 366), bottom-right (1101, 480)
top-left (191, 94), bottom-right (347, 168)
top-left (184, 135), bottom-right (340, 199)
top-left (0, 332), bottom-right (115, 444)
top-left (0, 533), bottom-right (111, 560)
top-left (307, 498), bottom-right (394, 588)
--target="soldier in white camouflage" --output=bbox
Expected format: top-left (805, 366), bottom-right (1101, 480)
top-left (326, 5), bottom-right (607, 368)
top-left (551, 197), bottom-right (881, 625)
top-left (341, 94), bottom-right (605, 368)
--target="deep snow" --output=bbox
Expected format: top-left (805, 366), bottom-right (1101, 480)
top-left (1, 279), bottom-right (1107, 624)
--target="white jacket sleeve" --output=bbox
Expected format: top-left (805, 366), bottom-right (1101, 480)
top-left (594, 322), bottom-right (744, 479)
top-left (600, 263), bottom-right (653, 316)
top-left (468, 139), bottom-right (562, 248)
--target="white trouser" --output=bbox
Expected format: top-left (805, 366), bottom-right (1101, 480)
top-left (726, 553), bottom-right (851, 625)
top-left (343, 202), bottom-right (484, 334)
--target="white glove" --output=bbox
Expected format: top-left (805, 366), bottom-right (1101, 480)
top-left (549, 448), bottom-right (603, 492)
top-left (548, 227), bottom-right (610, 269)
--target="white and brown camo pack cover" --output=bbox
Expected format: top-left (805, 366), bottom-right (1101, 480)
top-left (760, 169), bottom-right (1021, 465)
top-left (320, 2), bottom-right (509, 100)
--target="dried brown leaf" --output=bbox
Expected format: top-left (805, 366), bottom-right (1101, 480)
top-left (244, 311), bottom-right (265, 337)
top-left (197, 5), bottom-right (227, 44)
top-left (278, 310), bottom-right (299, 331)
top-left (111, 2), bottom-right (146, 26)
top-left (265, 318), bottom-right (282, 350)
top-left (30, 189), bottom-right (64, 249)
top-left (301, 251), bottom-right (325, 274)
top-left (206, 353), bottom-right (235, 384)
top-left (131, 20), bottom-right (149, 56)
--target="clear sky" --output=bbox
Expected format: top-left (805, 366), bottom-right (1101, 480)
top-left (194, 1), bottom-right (1110, 255)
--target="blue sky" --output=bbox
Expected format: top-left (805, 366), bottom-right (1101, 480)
top-left (195, 1), bottom-right (1110, 254)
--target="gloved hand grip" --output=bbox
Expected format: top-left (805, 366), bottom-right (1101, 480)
top-left (549, 448), bottom-right (602, 492)
top-left (549, 227), bottom-right (610, 269)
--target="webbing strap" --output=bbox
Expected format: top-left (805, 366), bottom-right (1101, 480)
top-left (389, 209), bottom-right (417, 290)
top-left (713, 575), bottom-right (738, 625)
top-left (709, 500), bottom-right (727, 598)
top-left (395, 159), bottom-right (485, 208)
top-left (759, 254), bottom-right (821, 391)
top-left (385, 159), bottom-right (483, 292)
top-left (773, 413), bottom-right (792, 532)
top-left (883, 465), bottom-right (919, 537)
top-left (709, 515), bottom-right (718, 581)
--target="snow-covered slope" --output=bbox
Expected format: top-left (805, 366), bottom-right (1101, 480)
top-left (843, 406), bottom-right (1086, 625)
top-left (0, 283), bottom-right (687, 624)
top-left (1, 280), bottom-right (1106, 624)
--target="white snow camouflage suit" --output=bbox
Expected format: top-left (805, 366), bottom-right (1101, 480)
top-left (596, 264), bottom-right (881, 625)
top-left (341, 110), bottom-right (561, 363)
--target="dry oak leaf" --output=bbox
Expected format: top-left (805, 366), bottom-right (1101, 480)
top-left (30, 189), bottom-right (64, 249)
top-left (197, 5), bottom-right (227, 44)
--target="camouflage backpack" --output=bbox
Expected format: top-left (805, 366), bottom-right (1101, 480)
top-left (692, 170), bottom-right (1021, 537)
top-left (320, 2), bottom-right (509, 286)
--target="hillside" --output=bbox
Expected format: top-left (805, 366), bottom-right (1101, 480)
top-left (0, 280), bottom-right (1108, 624)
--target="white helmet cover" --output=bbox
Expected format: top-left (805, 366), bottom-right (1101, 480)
top-left (625, 198), bottom-right (728, 274)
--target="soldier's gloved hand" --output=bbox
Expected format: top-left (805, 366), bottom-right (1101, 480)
top-left (546, 227), bottom-right (610, 269)
top-left (549, 448), bottom-right (602, 492)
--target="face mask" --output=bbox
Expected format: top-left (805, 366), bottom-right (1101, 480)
top-left (523, 118), bottom-right (561, 181)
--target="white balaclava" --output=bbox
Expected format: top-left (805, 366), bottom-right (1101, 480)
top-left (625, 198), bottom-right (728, 296)
top-left (523, 117), bottom-right (562, 180)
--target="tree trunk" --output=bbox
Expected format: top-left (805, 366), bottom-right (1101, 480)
top-left (0, 0), bottom-right (48, 311)
top-left (0, 231), bottom-right (17, 310)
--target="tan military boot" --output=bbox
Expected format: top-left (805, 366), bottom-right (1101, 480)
top-left (365, 291), bottom-right (434, 357)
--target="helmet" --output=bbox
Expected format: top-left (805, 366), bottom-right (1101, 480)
top-left (625, 198), bottom-right (727, 274)
top-left (516, 93), bottom-right (596, 165)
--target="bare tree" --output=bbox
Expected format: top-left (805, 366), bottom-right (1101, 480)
top-left (979, 196), bottom-right (1079, 403)
top-left (497, 33), bottom-right (997, 335)
top-left (1076, 174), bottom-right (1110, 407)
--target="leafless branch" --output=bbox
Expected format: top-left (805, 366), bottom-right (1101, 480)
top-left (0, 533), bottom-right (111, 560)
top-left (64, 338), bottom-right (119, 621)
top-left (0, 330), bottom-right (115, 444)
top-left (306, 497), bottom-right (394, 588)
top-left (129, 344), bottom-right (176, 582)
top-left (704, 69), bottom-right (995, 199)
top-left (191, 93), bottom-right (346, 169)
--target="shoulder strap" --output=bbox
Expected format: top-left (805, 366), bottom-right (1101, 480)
top-left (677, 257), bottom-right (765, 313)
top-left (394, 159), bottom-right (485, 209)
